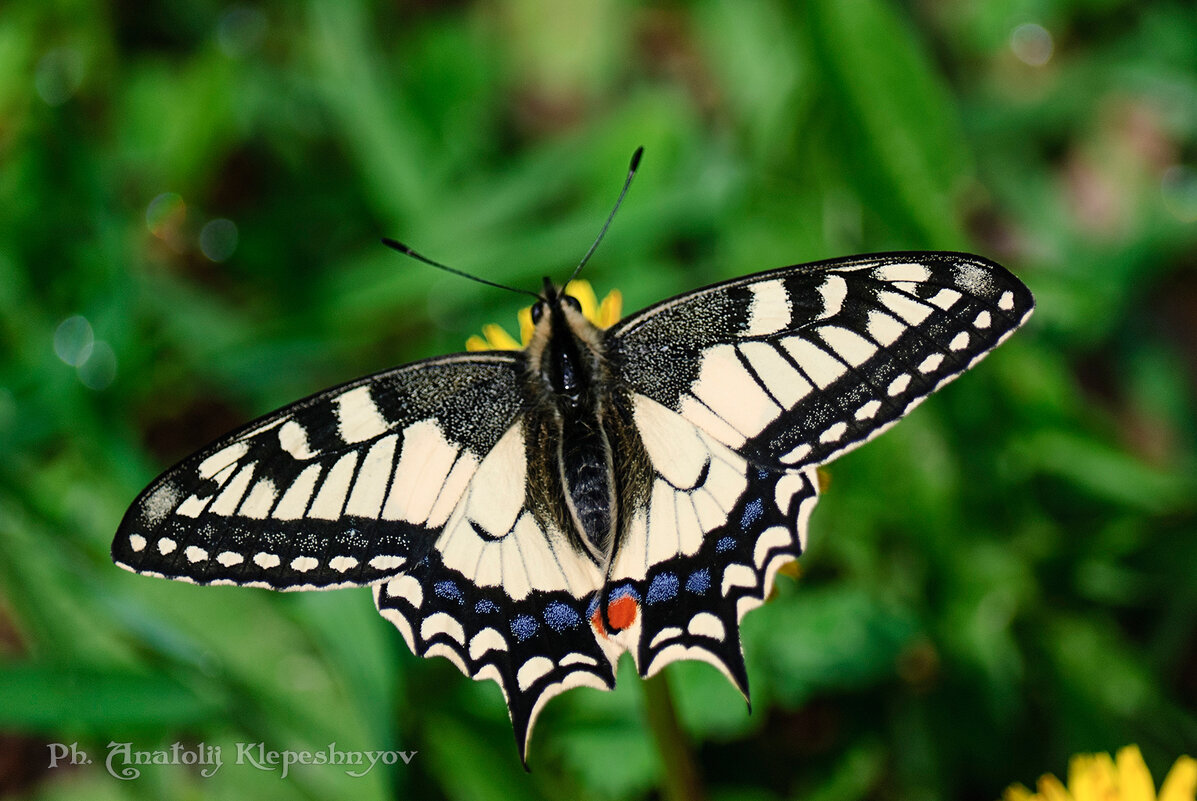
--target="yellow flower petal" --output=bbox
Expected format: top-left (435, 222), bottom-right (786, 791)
top-left (481, 323), bottom-right (521, 350)
top-left (564, 279), bottom-right (599, 322)
top-left (1007, 749), bottom-right (1196, 801)
top-left (597, 288), bottom-right (623, 328)
top-left (518, 306), bottom-right (534, 345)
top-left (1004, 784), bottom-right (1039, 801)
top-left (1116, 746), bottom-right (1158, 801)
top-left (1068, 755), bottom-right (1093, 801)
top-left (1159, 757), bottom-right (1197, 801)
top-left (465, 335), bottom-right (491, 352)
top-left (1070, 753), bottom-right (1118, 801)
top-left (1037, 774), bottom-right (1075, 801)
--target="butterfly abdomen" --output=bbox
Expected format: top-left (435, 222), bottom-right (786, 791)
top-left (556, 410), bottom-right (610, 548)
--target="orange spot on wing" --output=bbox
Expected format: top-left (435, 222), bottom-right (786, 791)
top-left (609, 596), bottom-right (637, 629)
top-left (590, 595), bottom-right (639, 636)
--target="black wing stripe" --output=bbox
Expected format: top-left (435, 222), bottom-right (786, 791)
top-left (877, 283), bottom-right (975, 373)
top-left (733, 344), bottom-right (788, 411)
top-left (806, 327), bottom-right (910, 427)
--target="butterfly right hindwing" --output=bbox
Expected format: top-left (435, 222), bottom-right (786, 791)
top-left (606, 393), bottom-right (822, 689)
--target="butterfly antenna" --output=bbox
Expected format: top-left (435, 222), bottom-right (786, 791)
top-left (381, 238), bottom-right (543, 300)
top-left (565, 146), bottom-right (644, 287)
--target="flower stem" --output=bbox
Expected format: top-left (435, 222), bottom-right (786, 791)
top-left (643, 671), bottom-right (706, 801)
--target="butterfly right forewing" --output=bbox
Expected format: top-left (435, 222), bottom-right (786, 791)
top-left (609, 252), bottom-right (1035, 471)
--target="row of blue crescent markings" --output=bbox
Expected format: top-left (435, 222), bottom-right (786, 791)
top-left (715, 486), bottom-right (768, 554)
top-left (430, 564), bottom-right (719, 645)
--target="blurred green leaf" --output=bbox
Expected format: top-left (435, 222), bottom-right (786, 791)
top-left (802, 0), bottom-right (972, 247)
top-left (799, 742), bottom-right (886, 801)
top-left (1020, 430), bottom-right (1194, 512)
top-left (749, 588), bottom-right (918, 707)
top-left (423, 714), bottom-right (546, 801)
top-left (0, 663), bottom-right (221, 730)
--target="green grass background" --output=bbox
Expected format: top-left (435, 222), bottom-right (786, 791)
top-left (2, 0), bottom-right (1195, 798)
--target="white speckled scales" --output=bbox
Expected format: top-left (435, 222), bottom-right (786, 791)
top-left (114, 250), bottom-right (1034, 763)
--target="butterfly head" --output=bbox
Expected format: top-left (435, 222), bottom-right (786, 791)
top-left (531, 277), bottom-right (583, 324)
top-left (527, 279), bottom-right (605, 404)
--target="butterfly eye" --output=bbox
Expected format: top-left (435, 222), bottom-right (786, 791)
top-left (564, 295), bottom-right (582, 313)
top-left (531, 303), bottom-right (545, 324)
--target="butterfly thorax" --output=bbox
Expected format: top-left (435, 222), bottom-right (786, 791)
top-left (524, 284), bottom-right (623, 566)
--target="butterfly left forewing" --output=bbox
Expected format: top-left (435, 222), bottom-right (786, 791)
top-left (113, 353), bottom-right (525, 590)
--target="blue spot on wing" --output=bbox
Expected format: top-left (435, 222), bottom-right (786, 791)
top-left (511, 615), bottom-right (539, 641)
top-left (544, 601), bottom-right (581, 632)
top-left (740, 498), bottom-right (764, 531)
top-left (686, 569), bottom-right (711, 595)
top-left (716, 536), bottom-right (736, 553)
top-left (475, 599), bottom-right (498, 614)
top-left (434, 580), bottom-right (464, 604)
top-left (646, 572), bottom-right (679, 604)
top-left (587, 585), bottom-right (643, 617)
top-left (610, 584), bottom-right (641, 603)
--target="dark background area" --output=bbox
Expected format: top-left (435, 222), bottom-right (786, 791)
top-left (1, 0), bottom-right (1195, 799)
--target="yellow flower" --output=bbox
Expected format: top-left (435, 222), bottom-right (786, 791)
top-left (466, 280), bottom-right (623, 351)
top-left (1003, 746), bottom-right (1197, 801)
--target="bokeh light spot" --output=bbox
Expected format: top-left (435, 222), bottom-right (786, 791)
top-left (77, 341), bottom-right (117, 391)
top-left (1161, 165), bottom-right (1197, 222)
top-left (35, 48), bottom-right (84, 106)
top-left (146, 192), bottom-right (187, 249)
top-left (53, 315), bottom-right (94, 367)
top-left (200, 218), bottom-right (239, 262)
top-left (1010, 23), bottom-right (1053, 67)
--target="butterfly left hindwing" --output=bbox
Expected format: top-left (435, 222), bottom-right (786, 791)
top-left (373, 416), bottom-right (618, 757)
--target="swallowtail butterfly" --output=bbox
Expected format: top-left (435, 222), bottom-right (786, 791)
top-left (114, 150), bottom-right (1034, 761)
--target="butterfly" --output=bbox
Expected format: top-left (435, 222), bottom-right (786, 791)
top-left (113, 149), bottom-right (1034, 762)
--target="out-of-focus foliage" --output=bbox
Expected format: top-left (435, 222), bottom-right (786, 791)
top-left (1, 0), bottom-right (1195, 799)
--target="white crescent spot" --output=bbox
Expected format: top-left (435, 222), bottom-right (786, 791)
top-left (517, 656), bottom-right (554, 691)
top-left (335, 386), bottom-right (390, 444)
